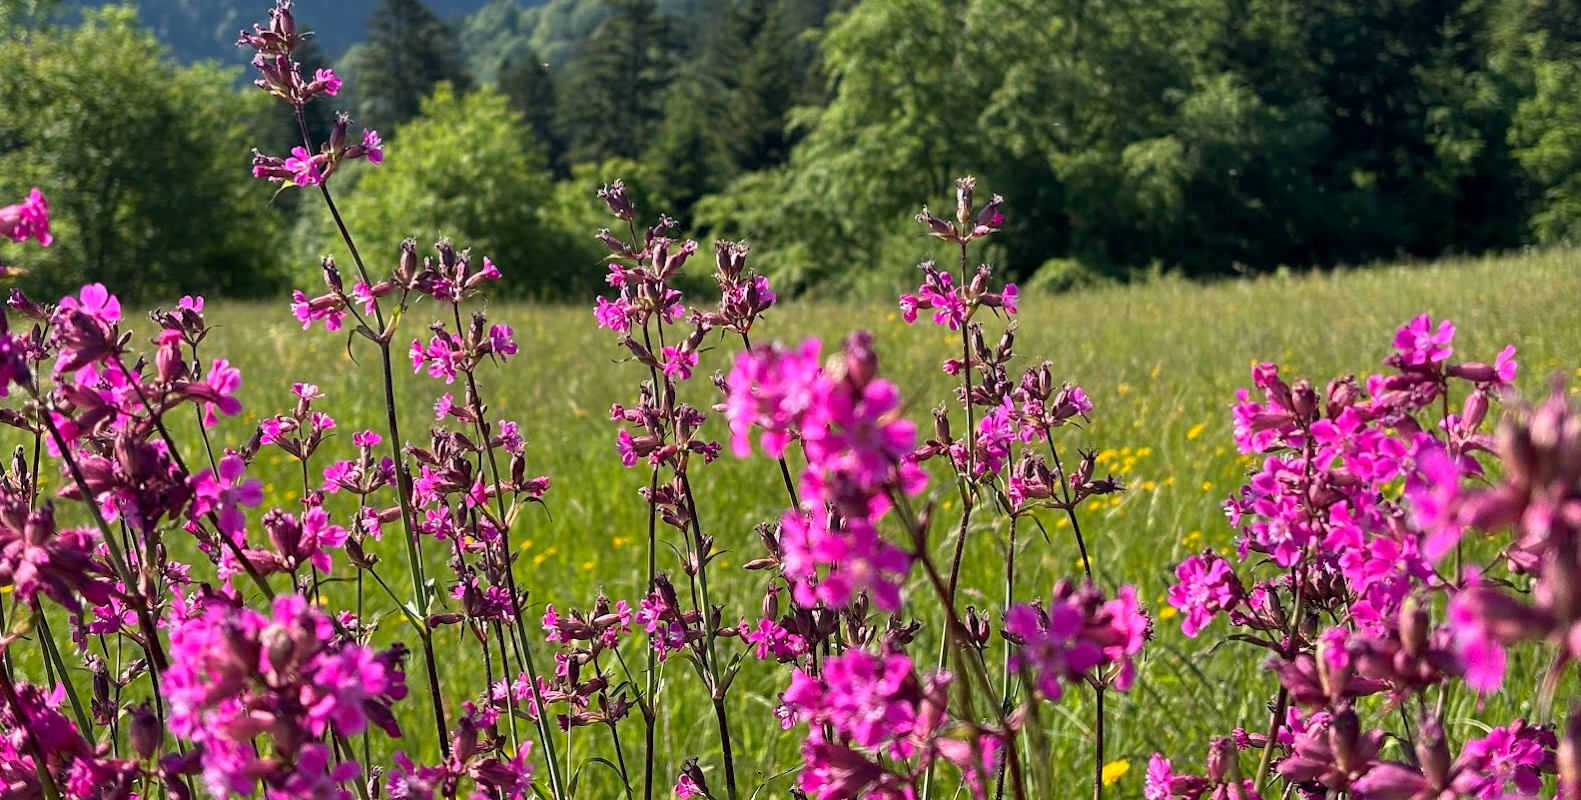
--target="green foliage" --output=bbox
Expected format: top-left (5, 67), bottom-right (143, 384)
top-left (1511, 57), bottom-right (1581, 243)
top-left (351, 0), bottom-right (472, 128)
top-left (498, 49), bottom-right (562, 168)
top-left (314, 83), bottom-right (595, 297)
top-left (0, 7), bottom-right (287, 300)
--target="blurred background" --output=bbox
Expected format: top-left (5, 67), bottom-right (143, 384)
top-left (2, 0), bottom-right (1580, 302)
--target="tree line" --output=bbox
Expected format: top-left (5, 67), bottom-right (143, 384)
top-left (3, 0), bottom-right (1581, 300)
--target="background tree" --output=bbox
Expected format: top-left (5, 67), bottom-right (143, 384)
top-left (0, 7), bottom-right (287, 300)
top-left (555, 0), bottom-right (674, 165)
top-left (498, 49), bottom-right (564, 170)
top-left (352, 0), bottom-right (472, 129)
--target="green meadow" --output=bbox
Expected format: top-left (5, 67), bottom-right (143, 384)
top-left (15, 249), bottom-right (1581, 794)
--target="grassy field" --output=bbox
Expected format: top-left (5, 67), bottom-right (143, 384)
top-left (15, 249), bottom-right (1581, 794)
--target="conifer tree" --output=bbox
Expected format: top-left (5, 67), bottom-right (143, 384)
top-left (353, 0), bottom-right (472, 128)
top-left (555, 0), bottom-right (673, 165)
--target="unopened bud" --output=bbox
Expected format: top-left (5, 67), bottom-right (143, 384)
top-left (842, 331), bottom-right (877, 388)
top-left (1206, 736), bottom-right (1235, 783)
top-left (1292, 380), bottom-right (1318, 420)
top-left (955, 176), bottom-right (976, 227)
top-left (130, 703), bottom-right (161, 759)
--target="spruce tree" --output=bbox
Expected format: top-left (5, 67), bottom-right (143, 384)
top-left (353, 0), bottom-right (472, 129)
top-left (499, 50), bottom-right (564, 170)
top-left (555, 0), bottom-right (673, 165)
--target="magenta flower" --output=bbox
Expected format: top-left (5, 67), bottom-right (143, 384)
top-left (488, 324), bottom-right (519, 358)
top-left (1459, 723), bottom-right (1552, 799)
top-left (163, 593), bottom-right (406, 794)
top-left (189, 453), bottom-right (264, 538)
top-left (58, 283), bottom-right (121, 324)
top-left (312, 67), bottom-right (341, 96)
top-left (742, 618), bottom-right (809, 661)
top-left (594, 296), bottom-right (632, 333)
top-left (1393, 314), bottom-right (1455, 366)
top-left (1003, 600), bottom-right (1104, 701)
top-left (1167, 551), bottom-right (1243, 637)
top-left (290, 289), bottom-right (347, 331)
top-left (0, 503), bottom-right (115, 612)
top-left (1494, 345), bottom-right (1518, 382)
top-left (0, 188), bottom-right (51, 246)
top-left (780, 511), bottom-right (913, 612)
top-left (661, 345), bottom-right (698, 380)
top-left (362, 129), bottom-right (384, 164)
top-left (725, 339), bottom-right (822, 458)
top-left (285, 146), bottom-right (323, 186)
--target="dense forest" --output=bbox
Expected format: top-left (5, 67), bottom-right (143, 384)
top-left (3, 0), bottom-right (1581, 300)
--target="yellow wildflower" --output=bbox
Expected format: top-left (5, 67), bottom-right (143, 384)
top-left (1101, 760), bottom-right (1130, 786)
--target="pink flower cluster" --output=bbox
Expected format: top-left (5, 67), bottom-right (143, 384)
top-left (1425, 384), bottom-right (1581, 693)
top-left (1004, 581), bottom-right (1150, 699)
top-left (727, 333), bottom-right (922, 611)
top-left (242, 2), bottom-right (381, 187)
top-left (162, 593), bottom-right (407, 798)
top-left (386, 706), bottom-right (537, 800)
top-left (781, 648), bottom-right (999, 800)
top-left (591, 195), bottom-right (691, 334)
top-left (1185, 317), bottom-right (1517, 640)
top-left (0, 188), bottom-right (51, 247)
top-left (899, 263), bottom-right (1017, 330)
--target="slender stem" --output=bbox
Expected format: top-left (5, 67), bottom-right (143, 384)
top-left (297, 109), bottom-right (451, 756)
top-left (1253, 568), bottom-right (1308, 787)
top-left (679, 475), bottom-right (736, 800)
top-left (926, 244), bottom-right (980, 800)
top-left (451, 330), bottom-right (565, 800)
top-left (1093, 686), bottom-right (1106, 800)
top-left (35, 613), bottom-right (92, 741)
top-left (908, 523), bottom-right (1028, 800)
top-left (993, 514), bottom-right (1019, 800)
top-left (108, 354), bottom-right (276, 600)
top-left (37, 410), bottom-right (167, 674)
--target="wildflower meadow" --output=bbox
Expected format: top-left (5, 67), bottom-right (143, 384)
top-left (1, 4), bottom-right (1581, 800)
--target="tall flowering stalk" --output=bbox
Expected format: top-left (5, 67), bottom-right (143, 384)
top-left (1148, 316), bottom-right (1581, 800)
top-left (591, 185), bottom-right (744, 800)
top-left (725, 329), bottom-right (1147, 800)
top-left (901, 178), bottom-right (1128, 800)
top-left (238, 2), bottom-right (557, 797)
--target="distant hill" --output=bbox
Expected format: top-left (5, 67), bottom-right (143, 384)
top-left (66, 0), bottom-right (505, 63)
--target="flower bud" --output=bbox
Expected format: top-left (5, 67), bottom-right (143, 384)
top-left (1417, 715), bottom-right (1450, 787)
top-left (916, 206), bottom-right (955, 238)
top-left (1206, 736), bottom-right (1236, 783)
top-left (1292, 379), bottom-right (1318, 420)
top-left (955, 176), bottom-right (976, 227)
top-left (1325, 376), bottom-right (1358, 417)
top-left (155, 331), bottom-right (187, 383)
top-left (842, 331), bottom-right (877, 389)
top-left (130, 703), bottom-right (161, 760)
top-left (329, 113), bottom-right (349, 155)
top-left (599, 180), bottom-right (636, 221)
top-left (1399, 597), bottom-right (1430, 658)
top-left (761, 587), bottom-right (780, 622)
top-left (397, 238), bottom-right (419, 282)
